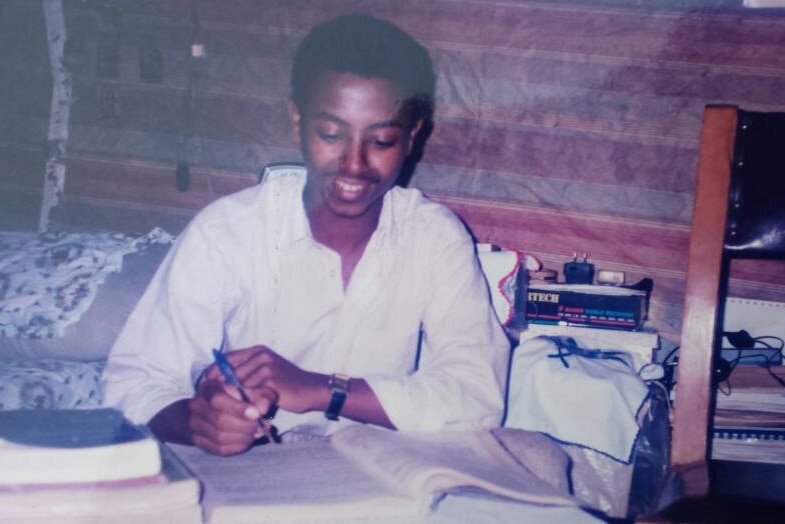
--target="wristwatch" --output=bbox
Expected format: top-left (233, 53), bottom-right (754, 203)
top-left (325, 373), bottom-right (350, 421)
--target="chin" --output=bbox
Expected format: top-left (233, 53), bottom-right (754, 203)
top-left (325, 196), bottom-right (381, 219)
top-left (328, 203), bottom-right (373, 219)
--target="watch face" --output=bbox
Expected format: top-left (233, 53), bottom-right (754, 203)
top-left (330, 373), bottom-right (350, 392)
top-left (326, 374), bottom-right (350, 421)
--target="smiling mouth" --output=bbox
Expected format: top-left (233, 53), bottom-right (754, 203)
top-left (332, 178), bottom-right (370, 201)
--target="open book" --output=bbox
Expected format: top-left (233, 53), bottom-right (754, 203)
top-left (170, 424), bottom-right (576, 523)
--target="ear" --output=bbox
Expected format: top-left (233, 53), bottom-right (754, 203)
top-left (288, 99), bottom-right (302, 147)
top-left (407, 119), bottom-right (424, 151)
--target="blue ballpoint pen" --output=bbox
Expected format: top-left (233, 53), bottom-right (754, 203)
top-left (212, 348), bottom-right (279, 444)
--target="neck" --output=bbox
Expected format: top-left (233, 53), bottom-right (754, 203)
top-left (306, 202), bottom-right (382, 255)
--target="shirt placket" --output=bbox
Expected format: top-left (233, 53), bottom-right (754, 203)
top-left (328, 238), bottom-right (385, 373)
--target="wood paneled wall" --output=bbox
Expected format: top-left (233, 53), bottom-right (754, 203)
top-left (0, 2), bottom-right (51, 231)
top-left (2, 0), bottom-right (785, 342)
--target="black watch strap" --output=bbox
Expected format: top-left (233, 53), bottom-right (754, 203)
top-left (325, 373), bottom-right (350, 421)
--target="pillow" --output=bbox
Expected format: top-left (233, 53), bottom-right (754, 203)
top-left (0, 229), bottom-right (173, 361)
top-left (0, 359), bottom-right (105, 410)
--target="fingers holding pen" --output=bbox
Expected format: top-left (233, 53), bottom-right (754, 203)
top-left (237, 382), bottom-right (280, 428)
top-left (214, 345), bottom-right (319, 414)
top-left (189, 378), bottom-right (275, 455)
top-left (209, 347), bottom-right (279, 417)
top-left (223, 346), bottom-right (274, 387)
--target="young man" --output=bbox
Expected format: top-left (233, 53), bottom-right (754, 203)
top-left (102, 14), bottom-right (509, 456)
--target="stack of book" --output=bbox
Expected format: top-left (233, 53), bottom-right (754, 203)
top-left (0, 408), bottom-right (201, 523)
top-left (712, 366), bottom-right (785, 465)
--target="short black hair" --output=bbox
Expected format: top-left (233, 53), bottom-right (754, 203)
top-left (290, 13), bottom-right (436, 130)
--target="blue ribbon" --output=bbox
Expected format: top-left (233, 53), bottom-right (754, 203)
top-left (544, 336), bottom-right (632, 369)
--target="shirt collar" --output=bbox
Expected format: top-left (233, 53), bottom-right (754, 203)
top-left (286, 172), bottom-right (400, 246)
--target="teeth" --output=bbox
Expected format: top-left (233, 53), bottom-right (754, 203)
top-left (335, 179), bottom-right (364, 194)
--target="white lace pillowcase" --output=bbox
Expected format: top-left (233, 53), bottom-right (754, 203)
top-left (0, 229), bottom-right (174, 362)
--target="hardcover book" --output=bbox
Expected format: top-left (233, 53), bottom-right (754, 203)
top-left (712, 365), bottom-right (785, 464)
top-left (711, 426), bottom-right (785, 464)
top-left (0, 431), bottom-right (200, 523)
top-left (0, 408), bottom-right (161, 486)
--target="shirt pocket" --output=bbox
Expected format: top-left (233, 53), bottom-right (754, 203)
top-left (346, 291), bottom-right (425, 376)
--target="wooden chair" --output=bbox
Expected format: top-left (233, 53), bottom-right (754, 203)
top-left (640, 106), bottom-right (785, 522)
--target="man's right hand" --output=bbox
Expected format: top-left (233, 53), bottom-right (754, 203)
top-left (148, 378), bottom-right (278, 456)
top-left (190, 377), bottom-right (279, 455)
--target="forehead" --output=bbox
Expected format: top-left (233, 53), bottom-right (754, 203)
top-left (303, 71), bottom-right (411, 124)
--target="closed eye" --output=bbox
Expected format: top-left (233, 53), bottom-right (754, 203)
top-left (317, 130), bottom-right (342, 143)
top-left (374, 138), bottom-right (397, 149)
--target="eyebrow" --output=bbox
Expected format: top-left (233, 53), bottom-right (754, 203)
top-left (312, 111), bottom-right (405, 130)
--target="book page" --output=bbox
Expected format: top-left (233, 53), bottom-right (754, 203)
top-left (331, 426), bottom-right (575, 508)
top-left (168, 439), bottom-right (421, 523)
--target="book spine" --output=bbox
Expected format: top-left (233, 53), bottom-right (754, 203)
top-left (713, 427), bottom-right (785, 440)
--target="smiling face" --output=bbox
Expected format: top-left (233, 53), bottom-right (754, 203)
top-left (291, 72), bottom-right (422, 227)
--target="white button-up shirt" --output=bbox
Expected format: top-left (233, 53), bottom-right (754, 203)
top-left (102, 171), bottom-right (509, 434)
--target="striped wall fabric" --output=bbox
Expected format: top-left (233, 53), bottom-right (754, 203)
top-left (2, 0), bottom-right (784, 341)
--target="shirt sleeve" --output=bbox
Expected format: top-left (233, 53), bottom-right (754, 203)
top-left (366, 214), bottom-right (510, 432)
top-left (101, 222), bottom-right (237, 424)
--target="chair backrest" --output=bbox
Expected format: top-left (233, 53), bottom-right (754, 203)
top-left (670, 106), bottom-right (785, 478)
top-left (724, 110), bottom-right (785, 257)
top-left (258, 162), bottom-right (306, 185)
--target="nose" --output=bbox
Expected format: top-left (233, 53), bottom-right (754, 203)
top-left (340, 138), bottom-right (367, 175)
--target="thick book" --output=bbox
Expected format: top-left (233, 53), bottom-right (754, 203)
top-left (170, 425), bottom-right (577, 523)
top-left (715, 388), bottom-right (785, 415)
top-left (0, 440), bottom-right (201, 523)
top-left (711, 426), bottom-right (785, 465)
top-left (525, 283), bottom-right (648, 330)
top-left (714, 409), bottom-right (785, 429)
top-left (0, 408), bottom-right (161, 485)
top-left (714, 366), bottom-right (785, 427)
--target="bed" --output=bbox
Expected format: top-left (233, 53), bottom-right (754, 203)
top-left (0, 228), bottom-right (173, 410)
top-left (0, 224), bottom-right (666, 522)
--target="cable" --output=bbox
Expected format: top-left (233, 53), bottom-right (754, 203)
top-left (717, 331), bottom-right (785, 393)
